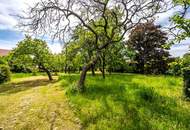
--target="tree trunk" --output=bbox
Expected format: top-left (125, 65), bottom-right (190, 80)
top-left (43, 67), bottom-right (53, 81)
top-left (77, 56), bottom-right (99, 92)
top-left (68, 67), bottom-right (71, 74)
top-left (102, 54), bottom-right (105, 79)
top-left (39, 64), bottom-right (53, 81)
top-left (108, 68), bottom-right (112, 75)
top-left (138, 61), bottom-right (144, 74)
top-left (91, 64), bottom-right (95, 76)
top-left (64, 65), bottom-right (67, 73)
top-left (46, 69), bottom-right (53, 81)
top-left (102, 65), bottom-right (105, 79)
top-left (78, 65), bottom-right (90, 92)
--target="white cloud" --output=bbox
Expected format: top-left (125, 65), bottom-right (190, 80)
top-left (170, 39), bottom-right (190, 57)
top-left (48, 43), bottom-right (63, 54)
top-left (0, 0), bottom-right (38, 30)
top-left (155, 6), bottom-right (183, 26)
top-left (0, 0), bottom-right (63, 54)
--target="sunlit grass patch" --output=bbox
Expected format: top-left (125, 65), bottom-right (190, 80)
top-left (61, 73), bottom-right (190, 130)
top-left (0, 75), bottom-right (81, 130)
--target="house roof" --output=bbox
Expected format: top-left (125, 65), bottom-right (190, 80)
top-left (0, 49), bottom-right (10, 56)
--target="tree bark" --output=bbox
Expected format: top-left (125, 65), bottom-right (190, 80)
top-left (77, 56), bottom-right (99, 92)
top-left (78, 64), bottom-right (91, 92)
top-left (64, 65), bottom-right (67, 73)
top-left (102, 57), bottom-right (105, 79)
top-left (46, 69), bottom-right (53, 81)
top-left (91, 64), bottom-right (95, 76)
top-left (40, 64), bottom-right (53, 81)
top-left (102, 53), bottom-right (106, 79)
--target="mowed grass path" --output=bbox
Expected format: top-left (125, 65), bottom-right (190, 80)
top-left (0, 75), bottom-right (81, 130)
top-left (61, 74), bottom-right (190, 130)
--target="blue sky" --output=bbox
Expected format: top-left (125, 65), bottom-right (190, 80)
top-left (0, 0), bottom-right (62, 53)
top-left (0, 0), bottom-right (189, 56)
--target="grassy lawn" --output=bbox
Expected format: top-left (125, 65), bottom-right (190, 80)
top-left (0, 75), bottom-right (81, 130)
top-left (60, 74), bottom-right (190, 130)
top-left (1, 73), bottom-right (190, 130)
top-left (11, 73), bottom-right (46, 79)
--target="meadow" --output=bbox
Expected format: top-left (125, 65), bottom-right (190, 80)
top-left (0, 73), bottom-right (190, 130)
top-left (1, 0), bottom-right (189, 129)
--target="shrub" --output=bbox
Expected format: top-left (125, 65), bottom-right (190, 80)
top-left (0, 65), bottom-right (11, 84)
top-left (168, 61), bottom-right (183, 76)
top-left (0, 58), bottom-right (7, 65)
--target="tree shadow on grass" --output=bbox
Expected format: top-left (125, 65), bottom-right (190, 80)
top-left (0, 78), bottom-right (57, 95)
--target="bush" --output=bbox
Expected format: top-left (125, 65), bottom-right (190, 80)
top-left (0, 65), bottom-right (11, 84)
top-left (168, 59), bottom-right (183, 76)
top-left (0, 58), bottom-right (7, 65)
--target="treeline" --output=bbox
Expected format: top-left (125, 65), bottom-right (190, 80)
top-left (0, 21), bottom-right (185, 84)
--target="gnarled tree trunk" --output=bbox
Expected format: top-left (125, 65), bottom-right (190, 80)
top-left (78, 64), bottom-right (91, 92)
top-left (77, 56), bottom-right (99, 92)
top-left (39, 64), bottom-right (53, 81)
top-left (45, 69), bottom-right (53, 81)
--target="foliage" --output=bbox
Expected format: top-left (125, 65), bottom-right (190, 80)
top-left (128, 21), bottom-right (170, 74)
top-left (64, 26), bottom-right (131, 76)
top-left (168, 58), bottom-right (183, 76)
top-left (0, 57), bottom-right (11, 84)
top-left (51, 54), bottom-right (66, 73)
top-left (0, 58), bottom-right (7, 65)
top-left (8, 53), bottom-right (32, 73)
top-left (0, 64), bottom-right (11, 84)
top-left (171, 0), bottom-right (190, 42)
top-left (19, 0), bottom-right (169, 90)
top-left (100, 42), bottom-right (130, 74)
top-left (182, 53), bottom-right (190, 66)
top-left (168, 53), bottom-right (190, 76)
top-left (62, 39), bottom-right (85, 73)
top-left (11, 36), bottom-right (54, 80)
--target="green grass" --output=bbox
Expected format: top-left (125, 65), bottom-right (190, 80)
top-left (60, 73), bottom-right (190, 130)
top-left (1, 73), bottom-right (190, 130)
top-left (11, 72), bottom-right (45, 79)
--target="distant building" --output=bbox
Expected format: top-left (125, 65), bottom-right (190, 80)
top-left (0, 49), bottom-right (10, 56)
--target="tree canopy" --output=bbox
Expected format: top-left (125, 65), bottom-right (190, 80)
top-left (11, 36), bottom-right (54, 80)
top-left (19, 0), bottom-right (170, 91)
top-left (128, 21), bottom-right (170, 74)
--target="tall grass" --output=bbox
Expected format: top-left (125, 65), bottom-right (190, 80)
top-left (59, 73), bottom-right (190, 130)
